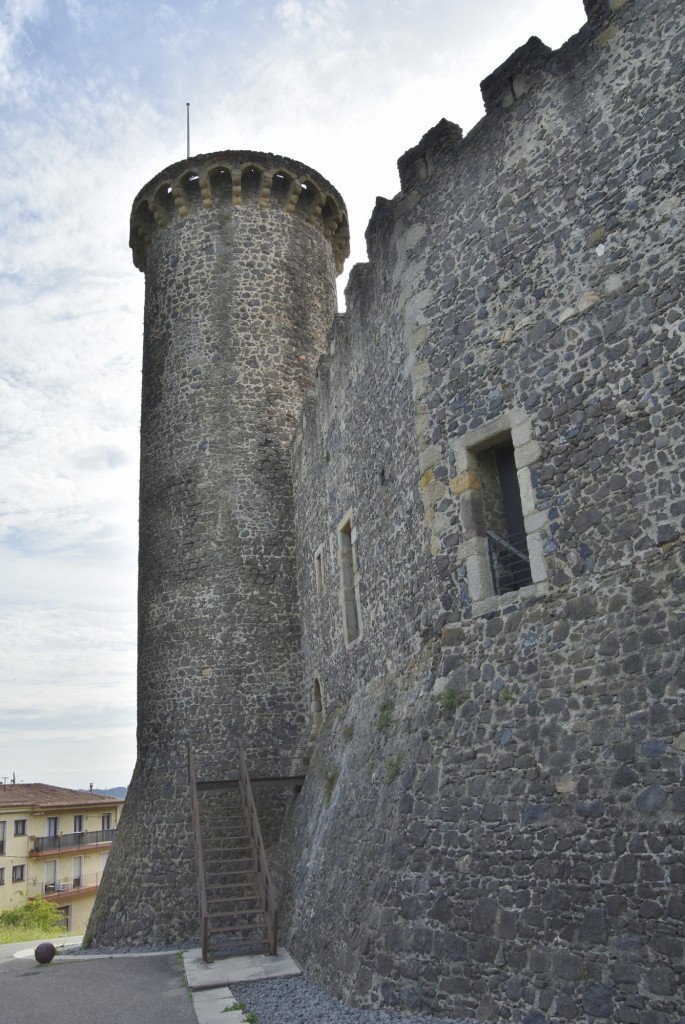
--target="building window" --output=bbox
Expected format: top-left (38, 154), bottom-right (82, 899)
top-left (46, 817), bottom-right (59, 837)
top-left (44, 860), bottom-right (58, 894)
top-left (311, 678), bottom-right (324, 729)
top-left (102, 814), bottom-right (112, 832)
top-left (477, 437), bottom-right (532, 594)
top-left (451, 410), bottom-right (548, 609)
top-left (0, 867), bottom-right (4, 885)
top-left (12, 865), bottom-right (25, 883)
top-left (337, 511), bottom-right (362, 644)
top-left (0, 821), bottom-right (5, 856)
top-left (73, 815), bottom-right (84, 833)
top-left (13, 819), bottom-right (27, 836)
top-left (314, 543), bottom-right (325, 597)
top-left (73, 856), bottom-right (83, 889)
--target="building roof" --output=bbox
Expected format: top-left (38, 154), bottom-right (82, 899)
top-left (0, 783), bottom-right (123, 810)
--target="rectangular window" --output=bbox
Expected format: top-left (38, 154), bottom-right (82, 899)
top-left (0, 821), bottom-right (5, 856)
top-left (73, 856), bottom-right (83, 889)
top-left (12, 865), bottom-right (25, 883)
top-left (73, 815), bottom-right (83, 833)
top-left (314, 543), bottom-right (325, 597)
top-left (46, 817), bottom-right (59, 837)
top-left (44, 860), bottom-right (58, 894)
top-left (0, 867), bottom-right (4, 885)
top-left (452, 410), bottom-right (547, 611)
top-left (338, 512), bottom-right (361, 644)
top-left (102, 814), bottom-right (112, 831)
top-left (13, 819), bottom-right (26, 837)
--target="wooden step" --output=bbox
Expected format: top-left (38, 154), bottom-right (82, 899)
top-left (209, 910), bottom-right (263, 922)
top-left (202, 847), bottom-right (250, 856)
top-left (206, 885), bottom-right (259, 898)
top-left (207, 895), bottom-right (260, 906)
top-left (209, 923), bottom-right (267, 935)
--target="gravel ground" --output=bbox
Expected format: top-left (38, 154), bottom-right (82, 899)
top-left (231, 976), bottom-right (501, 1024)
top-left (55, 944), bottom-right (513, 1023)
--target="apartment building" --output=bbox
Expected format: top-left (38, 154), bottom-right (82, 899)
top-left (0, 782), bottom-right (123, 933)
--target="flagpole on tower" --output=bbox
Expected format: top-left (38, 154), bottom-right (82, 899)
top-left (186, 103), bottom-right (190, 161)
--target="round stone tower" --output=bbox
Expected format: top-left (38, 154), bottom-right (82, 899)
top-left (87, 151), bottom-right (348, 946)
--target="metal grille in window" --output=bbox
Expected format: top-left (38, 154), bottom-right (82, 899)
top-left (487, 527), bottom-right (532, 595)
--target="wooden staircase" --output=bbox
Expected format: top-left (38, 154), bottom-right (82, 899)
top-left (188, 741), bottom-right (281, 962)
top-left (198, 787), bottom-right (271, 957)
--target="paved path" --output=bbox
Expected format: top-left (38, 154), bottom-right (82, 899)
top-left (0, 938), bottom-right (301, 1024)
top-left (0, 940), bottom-right (197, 1024)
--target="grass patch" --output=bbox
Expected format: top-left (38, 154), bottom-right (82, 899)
top-left (224, 1002), bottom-right (246, 1013)
top-left (244, 1012), bottom-right (259, 1024)
top-left (436, 688), bottom-right (464, 712)
top-left (323, 766), bottom-right (339, 805)
top-left (0, 896), bottom-right (66, 944)
top-left (377, 699), bottom-right (394, 731)
top-left (386, 752), bottom-right (404, 783)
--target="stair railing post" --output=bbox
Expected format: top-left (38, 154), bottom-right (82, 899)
top-left (237, 739), bottom-right (278, 955)
top-left (188, 741), bottom-right (210, 962)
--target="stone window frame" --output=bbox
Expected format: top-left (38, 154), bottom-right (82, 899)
top-left (337, 508), bottom-right (363, 647)
top-left (450, 409), bottom-right (549, 616)
top-left (314, 543), bottom-right (325, 598)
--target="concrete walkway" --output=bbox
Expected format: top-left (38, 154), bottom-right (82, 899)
top-left (0, 936), bottom-right (300, 1024)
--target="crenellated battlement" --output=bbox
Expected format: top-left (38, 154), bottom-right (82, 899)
top-left (130, 150), bottom-right (350, 275)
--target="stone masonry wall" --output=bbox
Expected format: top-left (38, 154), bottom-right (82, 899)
top-left (276, 2), bottom-right (685, 1021)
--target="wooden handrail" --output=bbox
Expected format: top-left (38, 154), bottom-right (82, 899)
top-left (188, 742), bottom-right (210, 962)
top-left (237, 740), bottom-right (278, 955)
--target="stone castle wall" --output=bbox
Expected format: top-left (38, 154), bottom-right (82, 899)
top-left (276, 1), bottom-right (685, 1020)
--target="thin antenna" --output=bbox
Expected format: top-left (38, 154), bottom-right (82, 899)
top-left (186, 102), bottom-right (190, 161)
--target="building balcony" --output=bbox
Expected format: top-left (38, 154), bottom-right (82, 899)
top-left (30, 828), bottom-right (116, 855)
top-left (33, 871), bottom-right (104, 900)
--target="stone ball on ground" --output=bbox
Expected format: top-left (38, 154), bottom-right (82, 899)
top-left (35, 942), bottom-right (56, 964)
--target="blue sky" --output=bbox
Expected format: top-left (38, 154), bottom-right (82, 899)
top-left (0, 0), bottom-right (587, 788)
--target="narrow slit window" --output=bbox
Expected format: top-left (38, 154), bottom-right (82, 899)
top-left (477, 437), bottom-right (532, 595)
top-left (311, 678), bottom-right (323, 729)
top-left (338, 513), bottom-right (361, 644)
top-left (314, 544), bottom-right (325, 597)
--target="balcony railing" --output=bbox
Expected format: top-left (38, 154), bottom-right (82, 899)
top-left (31, 871), bottom-right (105, 898)
top-left (32, 829), bottom-right (116, 854)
